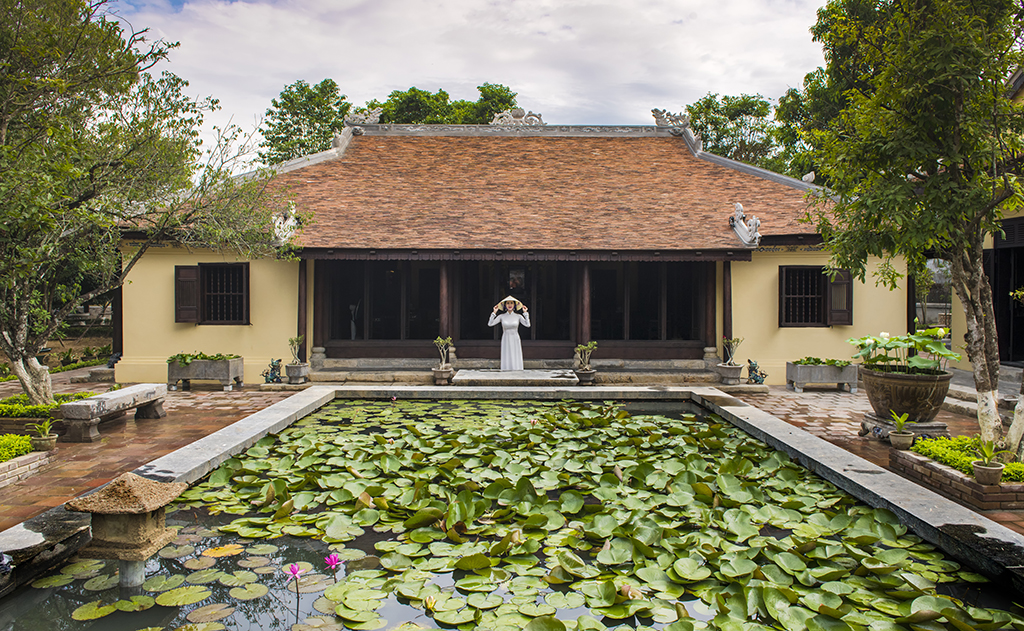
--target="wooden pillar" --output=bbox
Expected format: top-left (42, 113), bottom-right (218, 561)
top-left (580, 262), bottom-right (592, 342)
top-left (440, 261), bottom-right (451, 337)
top-left (705, 262), bottom-right (716, 345)
top-left (297, 259), bottom-right (307, 361)
top-left (723, 260), bottom-right (733, 339)
top-left (312, 260), bottom-right (325, 348)
top-left (112, 282), bottom-right (123, 355)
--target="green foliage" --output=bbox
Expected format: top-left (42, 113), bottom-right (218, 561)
top-left (258, 79), bottom-right (351, 165)
top-left (573, 341), bottom-right (597, 370)
top-left (25, 417), bottom-right (54, 438)
top-left (914, 436), bottom-right (1024, 482)
top-left (363, 83), bottom-right (517, 125)
top-left (792, 357), bottom-right (851, 367)
top-left (722, 336), bottom-right (743, 366)
top-left (433, 336), bottom-right (453, 367)
top-left (287, 335), bottom-right (304, 365)
top-left (974, 438), bottom-right (1012, 466)
top-left (167, 352), bottom-right (240, 366)
top-left (848, 327), bottom-right (960, 373)
top-left (0, 391), bottom-right (94, 418)
top-left (57, 349), bottom-right (76, 366)
top-left (890, 411), bottom-right (910, 433)
top-left (685, 93), bottom-right (781, 169)
top-left (0, 0), bottom-right (291, 405)
top-left (809, 0), bottom-right (1024, 290)
top-left (0, 434), bottom-right (32, 463)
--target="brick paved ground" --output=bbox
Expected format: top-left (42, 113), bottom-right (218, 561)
top-left (732, 385), bottom-right (1024, 535)
top-left (0, 369), bottom-right (288, 533)
top-left (3, 372), bottom-right (1023, 538)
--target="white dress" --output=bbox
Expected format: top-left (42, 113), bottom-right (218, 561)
top-left (488, 311), bottom-right (530, 370)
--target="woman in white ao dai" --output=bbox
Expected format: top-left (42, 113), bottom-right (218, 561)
top-left (488, 296), bottom-right (530, 371)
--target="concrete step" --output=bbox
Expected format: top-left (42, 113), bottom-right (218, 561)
top-left (946, 384), bottom-right (1017, 410)
top-left (310, 368), bottom-right (721, 386)
top-left (942, 394), bottom-right (1012, 425)
top-left (320, 358), bottom-right (710, 371)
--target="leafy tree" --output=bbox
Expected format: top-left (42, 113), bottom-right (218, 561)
top-left (0, 0), bottom-right (290, 404)
top-left (685, 93), bottom-right (780, 168)
top-left (361, 83), bottom-right (518, 125)
top-left (808, 0), bottom-right (1024, 447)
top-left (258, 79), bottom-right (350, 165)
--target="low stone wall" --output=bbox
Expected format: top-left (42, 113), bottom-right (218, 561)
top-left (0, 450), bottom-right (55, 491)
top-left (890, 449), bottom-right (1024, 510)
top-left (0, 418), bottom-right (67, 436)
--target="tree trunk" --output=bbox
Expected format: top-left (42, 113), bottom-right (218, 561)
top-left (949, 243), bottom-right (1002, 444)
top-left (9, 356), bottom-right (53, 405)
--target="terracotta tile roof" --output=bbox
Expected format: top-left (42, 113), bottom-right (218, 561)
top-left (275, 130), bottom-right (819, 252)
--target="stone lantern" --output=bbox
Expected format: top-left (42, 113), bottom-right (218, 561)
top-left (65, 473), bottom-right (187, 588)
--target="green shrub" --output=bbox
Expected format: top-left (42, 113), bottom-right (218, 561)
top-left (912, 435), bottom-right (1024, 482)
top-left (167, 352), bottom-right (240, 366)
top-left (0, 392), bottom-right (95, 418)
top-left (0, 434), bottom-right (32, 463)
top-left (792, 357), bottom-right (852, 367)
top-left (0, 358), bottom-right (106, 382)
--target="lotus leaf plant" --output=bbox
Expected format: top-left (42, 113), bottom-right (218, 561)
top-left (848, 327), bottom-right (961, 374)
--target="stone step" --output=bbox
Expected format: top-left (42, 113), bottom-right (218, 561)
top-left (69, 368), bottom-right (114, 384)
top-left (942, 394), bottom-right (1012, 425)
top-left (946, 384), bottom-right (1017, 410)
top-left (310, 368), bottom-right (721, 386)
top-left (319, 358), bottom-right (709, 371)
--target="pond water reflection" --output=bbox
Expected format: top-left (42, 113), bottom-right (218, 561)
top-left (3, 399), bottom-right (1022, 631)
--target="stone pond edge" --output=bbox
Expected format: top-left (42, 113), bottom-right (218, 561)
top-left (4, 384), bottom-right (1024, 599)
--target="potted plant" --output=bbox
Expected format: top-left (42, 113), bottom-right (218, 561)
top-left (284, 335), bottom-right (310, 385)
top-left (972, 438), bottom-right (1010, 485)
top-left (848, 327), bottom-right (960, 423)
top-left (887, 411), bottom-right (915, 450)
top-left (432, 336), bottom-right (454, 385)
top-left (26, 418), bottom-right (58, 451)
top-left (717, 336), bottom-right (745, 385)
top-left (167, 352), bottom-right (244, 391)
top-left (58, 349), bottom-right (76, 367)
top-left (574, 341), bottom-right (598, 385)
top-left (80, 346), bottom-right (96, 361)
top-left (786, 357), bottom-right (859, 393)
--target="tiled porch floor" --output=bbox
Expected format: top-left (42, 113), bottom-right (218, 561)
top-left (1, 371), bottom-right (1021, 537)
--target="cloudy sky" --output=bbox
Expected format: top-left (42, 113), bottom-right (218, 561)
top-left (117, 0), bottom-right (828, 135)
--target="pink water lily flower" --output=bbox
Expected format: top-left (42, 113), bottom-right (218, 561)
top-left (284, 563), bottom-right (305, 583)
top-left (324, 553), bottom-right (342, 571)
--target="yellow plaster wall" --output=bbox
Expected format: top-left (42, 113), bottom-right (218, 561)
top-left (117, 245), bottom-right (299, 384)
top-left (730, 249), bottom-right (909, 385)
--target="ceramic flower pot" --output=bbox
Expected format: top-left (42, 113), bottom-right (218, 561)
top-left (888, 431), bottom-right (915, 450)
top-left (972, 461), bottom-right (1004, 486)
top-left (574, 369), bottom-right (596, 385)
top-left (860, 367), bottom-right (952, 423)
top-left (432, 367), bottom-right (454, 385)
top-left (285, 362), bottom-right (310, 385)
top-left (30, 434), bottom-right (58, 451)
top-left (717, 363), bottom-right (744, 386)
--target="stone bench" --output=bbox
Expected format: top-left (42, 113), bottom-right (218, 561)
top-left (59, 384), bottom-right (167, 443)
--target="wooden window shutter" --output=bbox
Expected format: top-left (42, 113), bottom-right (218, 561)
top-left (175, 265), bottom-right (199, 323)
top-left (827, 269), bottom-right (853, 326)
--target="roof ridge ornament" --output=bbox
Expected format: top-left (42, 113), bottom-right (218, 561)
top-left (652, 109), bottom-right (689, 129)
top-left (346, 107), bottom-right (382, 125)
top-left (729, 202), bottom-right (761, 248)
top-left (490, 108), bottom-right (545, 126)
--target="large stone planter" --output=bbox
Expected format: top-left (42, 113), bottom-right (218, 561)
top-left (860, 367), bottom-right (952, 424)
top-left (285, 362), bottom-right (310, 385)
top-left (717, 363), bottom-right (744, 386)
top-left (786, 362), bottom-right (859, 393)
top-left (168, 358), bottom-right (244, 391)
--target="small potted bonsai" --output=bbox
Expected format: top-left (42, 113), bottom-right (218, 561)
top-left (58, 349), bottom-right (76, 367)
top-left (717, 336), bottom-right (744, 385)
top-left (887, 411), bottom-right (915, 450)
top-left (26, 418), bottom-right (58, 451)
top-left (573, 341), bottom-right (598, 385)
top-left (972, 438), bottom-right (1010, 486)
top-left (284, 335), bottom-right (310, 385)
top-left (432, 336), bottom-right (454, 385)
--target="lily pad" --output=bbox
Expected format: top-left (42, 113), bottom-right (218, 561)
top-left (83, 574), bottom-right (119, 591)
top-left (71, 601), bottom-right (117, 621)
top-left (31, 574), bottom-right (75, 588)
top-left (238, 556), bottom-right (271, 568)
top-left (184, 557), bottom-right (217, 570)
top-left (159, 544), bottom-right (195, 559)
top-left (156, 585), bottom-right (213, 607)
top-left (229, 583), bottom-right (269, 600)
top-left (218, 570), bottom-right (258, 587)
top-left (244, 544), bottom-right (279, 555)
top-left (202, 544), bottom-right (244, 558)
top-left (187, 603), bottom-right (236, 623)
top-left (144, 574), bottom-right (186, 592)
top-left (114, 596), bottom-right (156, 612)
top-left (187, 569), bottom-right (225, 584)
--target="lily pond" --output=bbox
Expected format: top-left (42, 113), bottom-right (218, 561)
top-left (6, 399), bottom-right (1024, 631)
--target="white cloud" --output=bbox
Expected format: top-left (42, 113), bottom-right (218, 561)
top-left (118, 0), bottom-right (825, 135)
